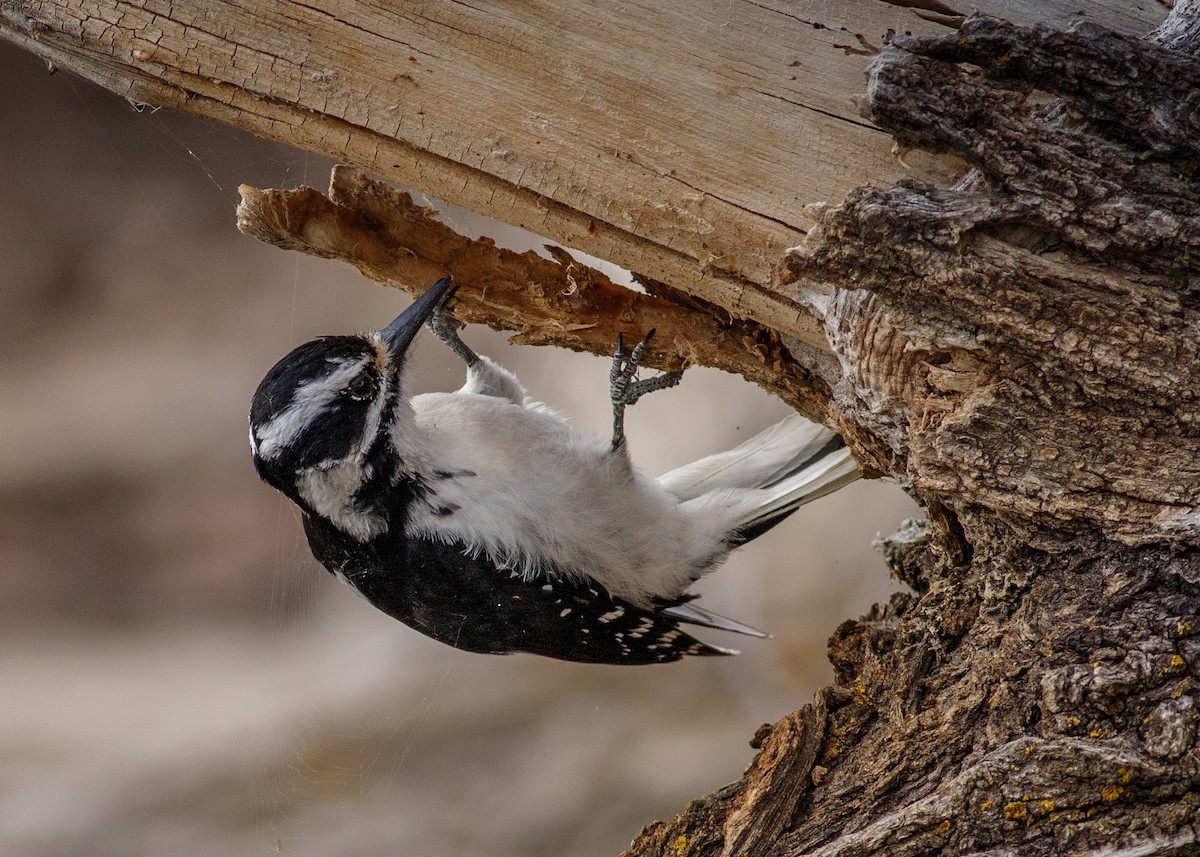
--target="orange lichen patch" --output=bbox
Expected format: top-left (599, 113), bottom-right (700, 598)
top-left (1004, 801), bottom-right (1028, 821)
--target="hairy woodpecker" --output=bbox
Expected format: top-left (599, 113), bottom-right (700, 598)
top-left (249, 277), bottom-right (859, 664)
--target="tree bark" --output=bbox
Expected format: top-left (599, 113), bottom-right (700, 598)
top-left (0, 0), bottom-right (1165, 350)
top-left (5, 2), bottom-right (1198, 855)
top-left (629, 8), bottom-right (1200, 856)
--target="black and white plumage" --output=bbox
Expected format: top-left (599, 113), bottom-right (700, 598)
top-left (249, 277), bottom-right (859, 664)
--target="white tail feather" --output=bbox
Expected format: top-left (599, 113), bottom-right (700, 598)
top-left (657, 414), bottom-right (836, 500)
top-left (662, 414), bottom-right (860, 545)
top-left (736, 445), bottom-right (859, 531)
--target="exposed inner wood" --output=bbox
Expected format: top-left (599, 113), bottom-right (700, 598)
top-left (236, 166), bottom-right (837, 422)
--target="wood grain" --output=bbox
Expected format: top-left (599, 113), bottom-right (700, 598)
top-left (0, 1), bottom-right (1166, 326)
top-left (7, 5), bottom-right (1199, 856)
top-left (235, 165), bottom-right (838, 420)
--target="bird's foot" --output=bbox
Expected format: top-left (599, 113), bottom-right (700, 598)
top-left (427, 301), bottom-right (479, 367)
top-left (609, 329), bottom-right (683, 450)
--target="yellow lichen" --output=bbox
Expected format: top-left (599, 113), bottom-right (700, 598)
top-left (1040, 799), bottom-right (1056, 813)
top-left (1004, 801), bottom-right (1028, 821)
top-left (1101, 785), bottom-right (1124, 803)
top-left (981, 800), bottom-right (994, 812)
top-left (674, 834), bottom-right (687, 856)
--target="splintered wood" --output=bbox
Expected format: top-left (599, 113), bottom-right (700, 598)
top-left (236, 166), bottom-right (836, 421)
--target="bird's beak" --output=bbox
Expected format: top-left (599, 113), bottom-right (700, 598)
top-left (381, 276), bottom-right (457, 359)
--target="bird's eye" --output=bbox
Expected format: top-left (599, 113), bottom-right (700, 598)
top-left (345, 374), bottom-right (375, 401)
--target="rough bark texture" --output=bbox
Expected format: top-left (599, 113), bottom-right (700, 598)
top-left (628, 10), bottom-right (1200, 857)
top-left (787, 19), bottom-right (1200, 544)
top-left (5, 2), bottom-right (1199, 856)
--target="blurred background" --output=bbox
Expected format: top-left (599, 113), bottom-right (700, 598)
top-left (0, 39), bottom-right (919, 857)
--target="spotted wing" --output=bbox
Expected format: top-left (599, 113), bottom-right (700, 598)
top-left (303, 515), bottom-right (733, 665)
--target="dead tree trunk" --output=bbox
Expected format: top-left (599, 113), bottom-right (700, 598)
top-left (4, 2), bottom-right (1198, 854)
top-left (628, 10), bottom-right (1200, 856)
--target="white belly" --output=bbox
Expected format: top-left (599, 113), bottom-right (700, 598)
top-left (402, 392), bottom-right (720, 605)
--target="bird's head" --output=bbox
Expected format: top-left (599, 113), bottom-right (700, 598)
top-left (248, 277), bottom-right (455, 540)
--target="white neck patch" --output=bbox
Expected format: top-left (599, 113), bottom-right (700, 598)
top-left (296, 460), bottom-right (389, 540)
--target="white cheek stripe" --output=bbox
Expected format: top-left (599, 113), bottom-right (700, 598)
top-left (253, 358), bottom-right (369, 460)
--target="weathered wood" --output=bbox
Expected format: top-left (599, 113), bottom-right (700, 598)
top-left (7, 3), bottom-right (1199, 857)
top-left (0, 1), bottom-right (1166, 348)
top-left (627, 9), bottom-right (1200, 856)
top-left (235, 165), bottom-right (837, 421)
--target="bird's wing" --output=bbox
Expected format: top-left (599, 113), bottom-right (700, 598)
top-left (388, 537), bottom-right (737, 664)
top-left (305, 514), bottom-right (734, 665)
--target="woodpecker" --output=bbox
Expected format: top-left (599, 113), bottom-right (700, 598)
top-left (249, 277), bottom-right (859, 664)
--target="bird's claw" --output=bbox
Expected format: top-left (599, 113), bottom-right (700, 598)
top-left (610, 329), bottom-right (683, 450)
top-left (427, 301), bottom-right (479, 367)
top-left (611, 329), bottom-right (683, 406)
